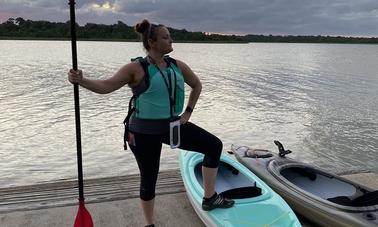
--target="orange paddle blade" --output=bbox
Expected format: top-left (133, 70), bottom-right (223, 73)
top-left (74, 200), bottom-right (94, 227)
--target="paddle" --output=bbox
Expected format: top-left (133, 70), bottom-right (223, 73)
top-left (68, 1), bottom-right (94, 226)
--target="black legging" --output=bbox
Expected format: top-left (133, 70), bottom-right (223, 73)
top-left (129, 122), bottom-right (223, 201)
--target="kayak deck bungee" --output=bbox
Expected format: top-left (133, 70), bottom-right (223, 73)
top-left (179, 150), bottom-right (301, 227)
top-left (232, 141), bottom-right (378, 227)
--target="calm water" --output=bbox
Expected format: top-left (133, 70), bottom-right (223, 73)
top-left (0, 40), bottom-right (377, 188)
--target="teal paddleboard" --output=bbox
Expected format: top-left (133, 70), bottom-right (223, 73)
top-left (179, 150), bottom-right (301, 227)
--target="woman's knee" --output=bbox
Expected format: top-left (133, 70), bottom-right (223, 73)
top-left (140, 180), bottom-right (157, 201)
top-left (140, 188), bottom-right (156, 201)
top-left (209, 135), bottom-right (223, 157)
top-left (213, 136), bottom-right (223, 154)
top-left (202, 136), bottom-right (223, 168)
top-left (139, 169), bottom-right (159, 201)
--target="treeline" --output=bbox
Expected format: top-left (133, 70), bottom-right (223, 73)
top-left (0, 17), bottom-right (245, 42)
top-left (0, 17), bottom-right (137, 40)
top-left (1, 17), bottom-right (377, 44)
top-left (245, 34), bottom-right (378, 44)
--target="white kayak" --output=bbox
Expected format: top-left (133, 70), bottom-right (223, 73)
top-left (232, 141), bottom-right (378, 227)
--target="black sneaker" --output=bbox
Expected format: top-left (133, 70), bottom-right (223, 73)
top-left (202, 193), bottom-right (235, 211)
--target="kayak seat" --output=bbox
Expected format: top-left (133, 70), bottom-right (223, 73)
top-left (219, 186), bottom-right (262, 199)
top-left (350, 190), bottom-right (378, 207)
top-left (327, 190), bottom-right (378, 207)
top-left (327, 196), bottom-right (352, 206)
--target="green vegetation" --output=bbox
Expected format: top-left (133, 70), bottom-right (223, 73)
top-left (1, 17), bottom-right (377, 44)
top-left (245, 34), bottom-right (378, 44)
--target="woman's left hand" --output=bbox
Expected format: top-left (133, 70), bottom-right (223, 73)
top-left (180, 111), bottom-right (191, 124)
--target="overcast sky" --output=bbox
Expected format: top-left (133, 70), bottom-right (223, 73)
top-left (0, 0), bottom-right (377, 37)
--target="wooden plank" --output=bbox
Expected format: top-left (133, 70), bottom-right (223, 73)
top-left (0, 170), bottom-right (185, 213)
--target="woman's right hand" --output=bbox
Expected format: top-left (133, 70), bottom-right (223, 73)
top-left (68, 69), bottom-right (83, 84)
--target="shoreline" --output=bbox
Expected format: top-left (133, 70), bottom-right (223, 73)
top-left (0, 37), bottom-right (247, 43)
top-left (1, 37), bottom-right (378, 44)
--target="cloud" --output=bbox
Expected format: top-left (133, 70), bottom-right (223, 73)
top-left (0, 0), bottom-right (377, 36)
top-left (110, 0), bottom-right (378, 36)
top-left (79, 1), bottom-right (117, 15)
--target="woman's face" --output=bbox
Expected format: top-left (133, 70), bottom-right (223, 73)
top-left (150, 26), bottom-right (173, 54)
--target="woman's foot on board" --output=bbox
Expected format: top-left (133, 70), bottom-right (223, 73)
top-left (202, 192), bottom-right (235, 211)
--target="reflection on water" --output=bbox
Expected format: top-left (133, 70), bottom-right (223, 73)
top-left (0, 41), bottom-right (377, 187)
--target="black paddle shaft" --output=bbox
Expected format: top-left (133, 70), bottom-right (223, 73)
top-left (69, 0), bottom-right (84, 200)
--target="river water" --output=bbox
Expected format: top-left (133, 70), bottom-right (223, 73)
top-left (0, 40), bottom-right (377, 187)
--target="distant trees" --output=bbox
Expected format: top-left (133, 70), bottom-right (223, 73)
top-left (0, 17), bottom-right (377, 44)
top-left (0, 17), bottom-right (71, 38)
top-left (244, 34), bottom-right (378, 44)
top-left (77, 21), bottom-right (137, 39)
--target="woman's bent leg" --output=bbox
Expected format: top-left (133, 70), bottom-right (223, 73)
top-left (163, 122), bottom-right (234, 210)
top-left (166, 122), bottom-right (222, 198)
top-left (174, 122), bottom-right (223, 168)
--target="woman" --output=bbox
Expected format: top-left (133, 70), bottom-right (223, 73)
top-left (68, 19), bottom-right (234, 227)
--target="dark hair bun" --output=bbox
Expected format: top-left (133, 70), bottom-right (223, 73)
top-left (135, 19), bottom-right (150, 34)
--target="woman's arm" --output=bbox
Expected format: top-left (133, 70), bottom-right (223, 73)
top-left (176, 60), bottom-right (202, 123)
top-left (68, 63), bottom-right (137, 94)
